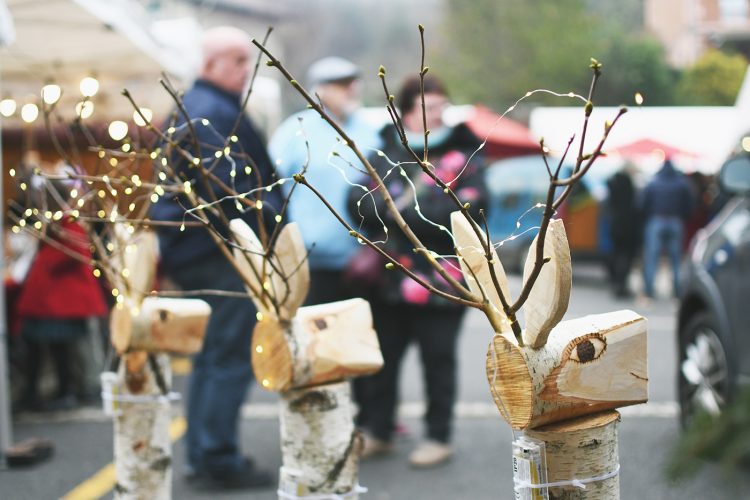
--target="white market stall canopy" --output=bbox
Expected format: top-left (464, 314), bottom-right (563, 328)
top-left (0, 0), bottom-right (201, 125)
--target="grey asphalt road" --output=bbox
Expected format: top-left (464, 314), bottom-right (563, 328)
top-left (3, 263), bottom-right (749, 499)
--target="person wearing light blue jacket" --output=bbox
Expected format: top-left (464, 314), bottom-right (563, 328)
top-left (269, 56), bottom-right (381, 304)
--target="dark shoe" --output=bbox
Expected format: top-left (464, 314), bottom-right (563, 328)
top-left (192, 458), bottom-right (273, 491)
top-left (6, 438), bottom-right (55, 467)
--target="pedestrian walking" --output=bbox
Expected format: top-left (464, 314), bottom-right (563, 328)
top-left (641, 158), bottom-right (695, 299)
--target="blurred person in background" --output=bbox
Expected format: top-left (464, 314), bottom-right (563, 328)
top-left (269, 56), bottom-right (381, 305)
top-left (17, 168), bottom-right (107, 412)
top-left (641, 157), bottom-right (695, 299)
top-left (351, 74), bottom-right (487, 468)
top-left (150, 26), bottom-right (281, 490)
top-left (606, 162), bottom-right (641, 298)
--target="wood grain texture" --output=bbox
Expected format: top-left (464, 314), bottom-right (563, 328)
top-left (486, 310), bottom-right (648, 429)
top-left (110, 297), bottom-right (210, 355)
top-left (229, 218), bottom-right (268, 314)
top-left (114, 226), bottom-right (158, 305)
top-left (450, 211), bottom-right (512, 333)
top-left (253, 298), bottom-right (383, 391)
top-left (272, 223), bottom-right (310, 321)
top-left (522, 218), bottom-right (572, 348)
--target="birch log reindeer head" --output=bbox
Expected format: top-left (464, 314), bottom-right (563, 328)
top-left (229, 218), bottom-right (383, 392)
top-left (109, 226), bottom-right (211, 355)
top-left (451, 213), bottom-right (648, 430)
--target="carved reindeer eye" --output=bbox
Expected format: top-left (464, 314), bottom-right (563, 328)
top-left (569, 335), bottom-right (607, 364)
top-left (158, 309), bottom-right (171, 323)
top-left (312, 318), bottom-right (328, 331)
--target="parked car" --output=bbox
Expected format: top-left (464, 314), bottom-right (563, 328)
top-left (484, 155), bottom-right (618, 272)
top-left (677, 152), bottom-right (750, 427)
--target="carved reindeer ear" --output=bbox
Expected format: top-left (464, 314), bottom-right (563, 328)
top-left (229, 218), bottom-right (272, 315)
top-left (114, 225), bottom-right (158, 306)
top-left (272, 223), bottom-right (310, 321)
top-left (450, 211), bottom-right (512, 332)
top-left (521, 218), bottom-right (572, 348)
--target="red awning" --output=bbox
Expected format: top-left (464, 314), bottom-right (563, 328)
top-left (609, 138), bottom-right (699, 159)
top-left (465, 105), bottom-right (539, 159)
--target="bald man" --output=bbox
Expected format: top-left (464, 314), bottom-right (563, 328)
top-left (151, 26), bottom-right (280, 490)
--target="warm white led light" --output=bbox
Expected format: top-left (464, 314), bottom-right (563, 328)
top-left (133, 107), bottom-right (153, 127)
top-left (21, 103), bottom-right (39, 123)
top-left (76, 101), bottom-right (94, 119)
top-left (79, 76), bottom-right (99, 97)
top-left (108, 120), bottom-right (129, 141)
top-left (42, 84), bottom-right (62, 105)
top-left (0, 98), bottom-right (17, 117)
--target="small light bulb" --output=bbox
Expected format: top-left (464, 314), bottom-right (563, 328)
top-left (75, 101), bottom-right (94, 119)
top-left (133, 107), bottom-right (153, 127)
top-left (0, 98), bottom-right (17, 117)
top-left (41, 84), bottom-right (61, 105)
top-left (108, 120), bottom-right (128, 141)
top-left (79, 76), bottom-right (99, 97)
top-left (21, 103), bottom-right (39, 123)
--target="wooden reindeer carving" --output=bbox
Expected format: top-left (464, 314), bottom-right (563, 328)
top-left (229, 218), bottom-right (383, 499)
top-left (109, 227), bottom-right (211, 356)
top-left (452, 213), bottom-right (648, 499)
top-left (104, 228), bottom-right (211, 500)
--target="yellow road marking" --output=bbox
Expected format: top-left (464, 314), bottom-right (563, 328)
top-left (61, 416), bottom-right (187, 500)
top-left (170, 356), bottom-right (193, 375)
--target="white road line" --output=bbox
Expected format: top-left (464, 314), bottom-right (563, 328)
top-left (14, 400), bottom-right (679, 424)
top-left (241, 401), bottom-right (678, 420)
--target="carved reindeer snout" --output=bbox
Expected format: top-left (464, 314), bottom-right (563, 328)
top-left (451, 213), bottom-right (648, 430)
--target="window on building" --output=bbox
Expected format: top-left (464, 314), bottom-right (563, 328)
top-left (720, 0), bottom-right (749, 22)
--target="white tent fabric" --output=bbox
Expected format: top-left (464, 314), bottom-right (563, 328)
top-left (0, 0), bottom-right (201, 124)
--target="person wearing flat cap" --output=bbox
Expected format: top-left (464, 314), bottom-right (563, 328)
top-left (269, 57), bottom-right (381, 305)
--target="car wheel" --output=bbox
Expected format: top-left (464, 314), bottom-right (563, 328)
top-left (678, 311), bottom-right (732, 428)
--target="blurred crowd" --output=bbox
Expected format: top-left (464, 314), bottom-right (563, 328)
top-left (603, 157), bottom-right (727, 301)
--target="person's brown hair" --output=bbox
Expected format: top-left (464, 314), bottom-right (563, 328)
top-left (396, 75), bottom-right (448, 115)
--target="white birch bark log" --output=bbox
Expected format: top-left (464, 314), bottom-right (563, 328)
top-left (525, 411), bottom-right (621, 500)
top-left (278, 381), bottom-right (363, 499)
top-left (113, 352), bottom-right (172, 500)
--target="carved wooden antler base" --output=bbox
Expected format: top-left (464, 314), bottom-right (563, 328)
top-left (278, 381), bottom-right (363, 499)
top-left (525, 411), bottom-right (620, 500)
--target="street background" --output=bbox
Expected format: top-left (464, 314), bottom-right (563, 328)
top-left (3, 263), bottom-right (750, 499)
